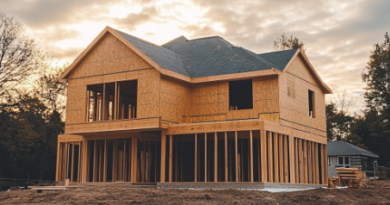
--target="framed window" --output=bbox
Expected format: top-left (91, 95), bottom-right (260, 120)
top-left (308, 90), bottom-right (315, 118)
top-left (229, 79), bottom-right (253, 110)
top-left (337, 156), bottom-right (350, 168)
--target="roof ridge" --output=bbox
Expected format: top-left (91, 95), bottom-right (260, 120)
top-left (257, 48), bottom-right (298, 55)
top-left (240, 47), bottom-right (275, 68)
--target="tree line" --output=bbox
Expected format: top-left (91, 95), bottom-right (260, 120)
top-left (275, 33), bottom-right (390, 166)
top-left (0, 11), bottom-right (66, 182)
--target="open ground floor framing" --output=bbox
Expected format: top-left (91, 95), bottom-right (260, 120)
top-left (57, 119), bottom-right (328, 187)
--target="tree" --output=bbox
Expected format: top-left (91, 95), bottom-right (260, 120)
top-left (359, 32), bottom-right (390, 166)
top-left (274, 33), bottom-right (306, 53)
top-left (0, 11), bottom-right (45, 108)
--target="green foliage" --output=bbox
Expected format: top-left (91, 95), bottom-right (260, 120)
top-left (274, 33), bottom-right (306, 53)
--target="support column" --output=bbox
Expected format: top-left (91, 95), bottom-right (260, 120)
top-left (235, 131), bottom-right (238, 182)
top-left (131, 137), bottom-right (138, 183)
top-left (194, 133), bottom-right (197, 182)
top-left (225, 132), bottom-right (228, 182)
top-left (214, 133), bottom-right (218, 182)
top-left (321, 143), bottom-right (325, 184)
top-left (82, 138), bottom-right (88, 182)
top-left (250, 131), bottom-right (253, 183)
top-left (283, 135), bottom-right (289, 183)
top-left (298, 139), bottom-right (304, 183)
top-left (55, 142), bottom-right (62, 182)
top-left (160, 133), bottom-right (166, 183)
top-left (323, 144), bottom-right (328, 184)
top-left (273, 133), bottom-right (279, 183)
top-left (315, 143), bottom-right (319, 184)
top-left (169, 135), bottom-right (173, 183)
top-left (204, 133), bottom-right (207, 182)
top-left (93, 140), bottom-right (97, 182)
top-left (261, 130), bottom-right (267, 182)
top-left (267, 131), bottom-right (273, 182)
top-left (288, 136), bottom-right (295, 183)
top-left (278, 134), bottom-right (283, 183)
top-left (103, 139), bottom-right (107, 182)
top-left (308, 141), bottom-right (312, 184)
top-left (303, 140), bottom-right (308, 184)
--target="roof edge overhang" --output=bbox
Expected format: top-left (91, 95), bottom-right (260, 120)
top-left (328, 154), bottom-right (379, 158)
top-left (59, 26), bottom-right (283, 84)
top-left (283, 49), bottom-right (332, 94)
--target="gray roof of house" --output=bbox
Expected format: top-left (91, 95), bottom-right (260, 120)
top-left (115, 30), bottom-right (297, 78)
top-left (327, 141), bottom-right (379, 158)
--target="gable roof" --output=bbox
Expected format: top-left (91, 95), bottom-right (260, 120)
top-left (327, 141), bottom-right (379, 158)
top-left (59, 26), bottom-right (332, 93)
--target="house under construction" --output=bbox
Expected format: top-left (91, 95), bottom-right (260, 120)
top-left (56, 26), bottom-right (331, 189)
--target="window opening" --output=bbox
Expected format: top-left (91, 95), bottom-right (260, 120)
top-left (308, 90), bottom-right (315, 118)
top-left (117, 80), bottom-right (137, 119)
top-left (229, 79), bottom-right (253, 110)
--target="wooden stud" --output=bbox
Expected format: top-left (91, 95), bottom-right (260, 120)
top-left (324, 144), bottom-right (328, 185)
top-left (194, 133), bottom-right (197, 182)
top-left (261, 130), bottom-right (267, 182)
top-left (250, 131), bottom-right (253, 183)
top-left (103, 139), bottom-right (107, 182)
top-left (169, 135), bottom-right (173, 183)
top-left (273, 133), bottom-right (279, 183)
top-left (160, 133), bottom-right (166, 183)
top-left (267, 131), bottom-right (273, 182)
top-left (82, 139), bottom-right (88, 183)
top-left (235, 131), bottom-right (238, 182)
top-left (102, 83), bottom-right (106, 120)
top-left (304, 140), bottom-right (308, 183)
top-left (315, 143), bottom-right (319, 184)
top-left (289, 136), bottom-right (295, 183)
top-left (308, 141), bottom-right (312, 184)
top-left (205, 133), bottom-right (208, 182)
top-left (298, 139), bottom-right (304, 183)
top-left (175, 141), bottom-right (178, 182)
top-left (284, 135), bottom-right (289, 183)
top-left (320, 144), bottom-right (325, 184)
top-left (123, 138), bottom-right (127, 182)
top-left (55, 142), bottom-right (62, 182)
top-left (225, 132), bottom-right (228, 182)
top-left (278, 134), bottom-right (283, 183)
top-left (93, 141), bottom-right (97, 182)
top-left (214, 132), bottom-right (218, 182)
top-left (131, 137), bottom-right (137, 183)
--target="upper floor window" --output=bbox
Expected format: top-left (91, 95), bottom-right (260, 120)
top-left (308, 90), bottom-right (315, 118)
top-left (229, 79), bottom-right (253, 110)
top-left (86, 80), bottom-right (137, 122)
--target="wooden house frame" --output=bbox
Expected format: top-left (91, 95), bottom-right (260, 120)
top-left (56, 26), bottom-right (331, 187)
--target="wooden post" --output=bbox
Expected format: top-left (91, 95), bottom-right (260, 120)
top-left (82, 139), bottom-right (88, 182)
top-left (283, 135), bottom-right (289, 183)
top-left (160, 133), bottom-right (166, 183)
top-left (250, 131), bottom-right (253, 183)
top-left (114, 82), bottom-right (118, 120)
top-left (55, 142), bottom-right (62, 182)
top-left (303, 140), bottom-right (308, 184)
top-left (278, 134), bottom-right (283, 183)
top-left (288, 136), bottom-right (295, 183)
top-left (323, 144), bottom-right (328, 185)
top-left (93, 141), bottom-right (97, 182)
top-left (169, 135), bottom-right (173, 183)
top-left (261, 130), bottom-right (267, 182)
top-left (103, 139), bottom-right (107, 182)
top-left (131, 137), bottom-right (138, 183)
top-left (235, 131), bottom-right (238, 182)
top-left (273, 133), bottom-right (279, 183)
top-left (298, 139), bottom-right (304, 183)
top-left (294, 138), bottom-right (299, 183)
top-left (102, 83), bottom-right (106, 120)
top-left (308, 141), bottom-right (312, 184)
top-left (267, 131), bottom-right (273, 182)
top-left (320, 143), bottom-right (325, 184)
top-left (194, 133), bottom-right (197, 182)
top-left (214, 133), bottom-right (218, 182)
top-left (205, 133), bottom-right (207, 182)
top-left (315, 143), bottom-right (319, 184)
top-left (225, 132), bottom-right (228, 182)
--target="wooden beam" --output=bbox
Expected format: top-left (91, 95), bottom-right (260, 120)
top-left (123, 138), bottom-right (127, 182)
top-left (267, 131), bottom-right (273, 182)
top-left (273, 133), bottom-right (279, 183)
top-left (278, 134), bottom-right (283, 183)
top-left (261, 130), bottom-right (267, 182)
top-left (308, 141), bottom-right (312, 184)
top-left (82, 139), bottom-right (88, 182)
top-left (225, 132), bottom-right (228, 182)
top-left (214, 132), bottom-right (218, 182)
top-left (288, 136), bottom-right (295, 183)
top-left (320, 143), bottom-right (325, 184)
top-left (194, 133), bottom-right (197, 182)
top-left (303, 140), bottom-right (308, 184)
top-left (93, 141), bottom-right (97, 182)
top-left (250, 131), bottom-right (253, 183)
top-left (205, 133), bottom-right (208, 182)
top-left (324, 144), bottom-right (328, 185)
top-left (298, 139), bottom-right (303, 183)
top-left (235, 131), bottom-right (238, 182)
top-left (283, 135), bottom-right (289, 183)
top-left (102, 83), bottom-right (106, 120)
top-left (131, 137), bottom-right (138, 183)
top-left (55, 142), bottom-right (62, 182)
top-left (169, 135), bottom-right (173, 183)
top-left (78, 142), bottom-right (82, 182)
top-left (315, 143), bottom-right (319, 184)
top-left (103, 139), bottom-right (107, 182)
top-left (114, 82), bottom-right (117, 120)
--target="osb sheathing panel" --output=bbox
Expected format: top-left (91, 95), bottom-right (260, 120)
top-left (137, 69), bottom-right (161, 118)
top-left (279, 56), bottom-right (326, 134)
top-left (66, 79), bottom-right (87, 124)
top-left (160, 75), bottom-right (191, 123)
top-left (189, 76), bottom-right (279, 122)
top-left (68, 33), bottom-right (152, 79)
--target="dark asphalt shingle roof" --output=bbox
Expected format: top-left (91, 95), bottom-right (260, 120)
top-left (327, 141), bottom-right (379, 158)
top-left (116, 30), bottom-right (298, 78)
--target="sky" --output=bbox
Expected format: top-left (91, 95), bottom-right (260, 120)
top-left (1, 0), bottom-right (389, 114)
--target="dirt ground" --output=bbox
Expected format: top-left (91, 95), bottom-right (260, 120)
top-left (0, 180), bottom-right (390, 205)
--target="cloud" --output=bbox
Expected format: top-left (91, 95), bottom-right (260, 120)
top-left (1, 0), bottom-right (389, 114)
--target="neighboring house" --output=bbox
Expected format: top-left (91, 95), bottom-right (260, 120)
top-left (328, 141), bottom-right (379, 178)
top-left (56, 26), bottom-right (332, 188)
